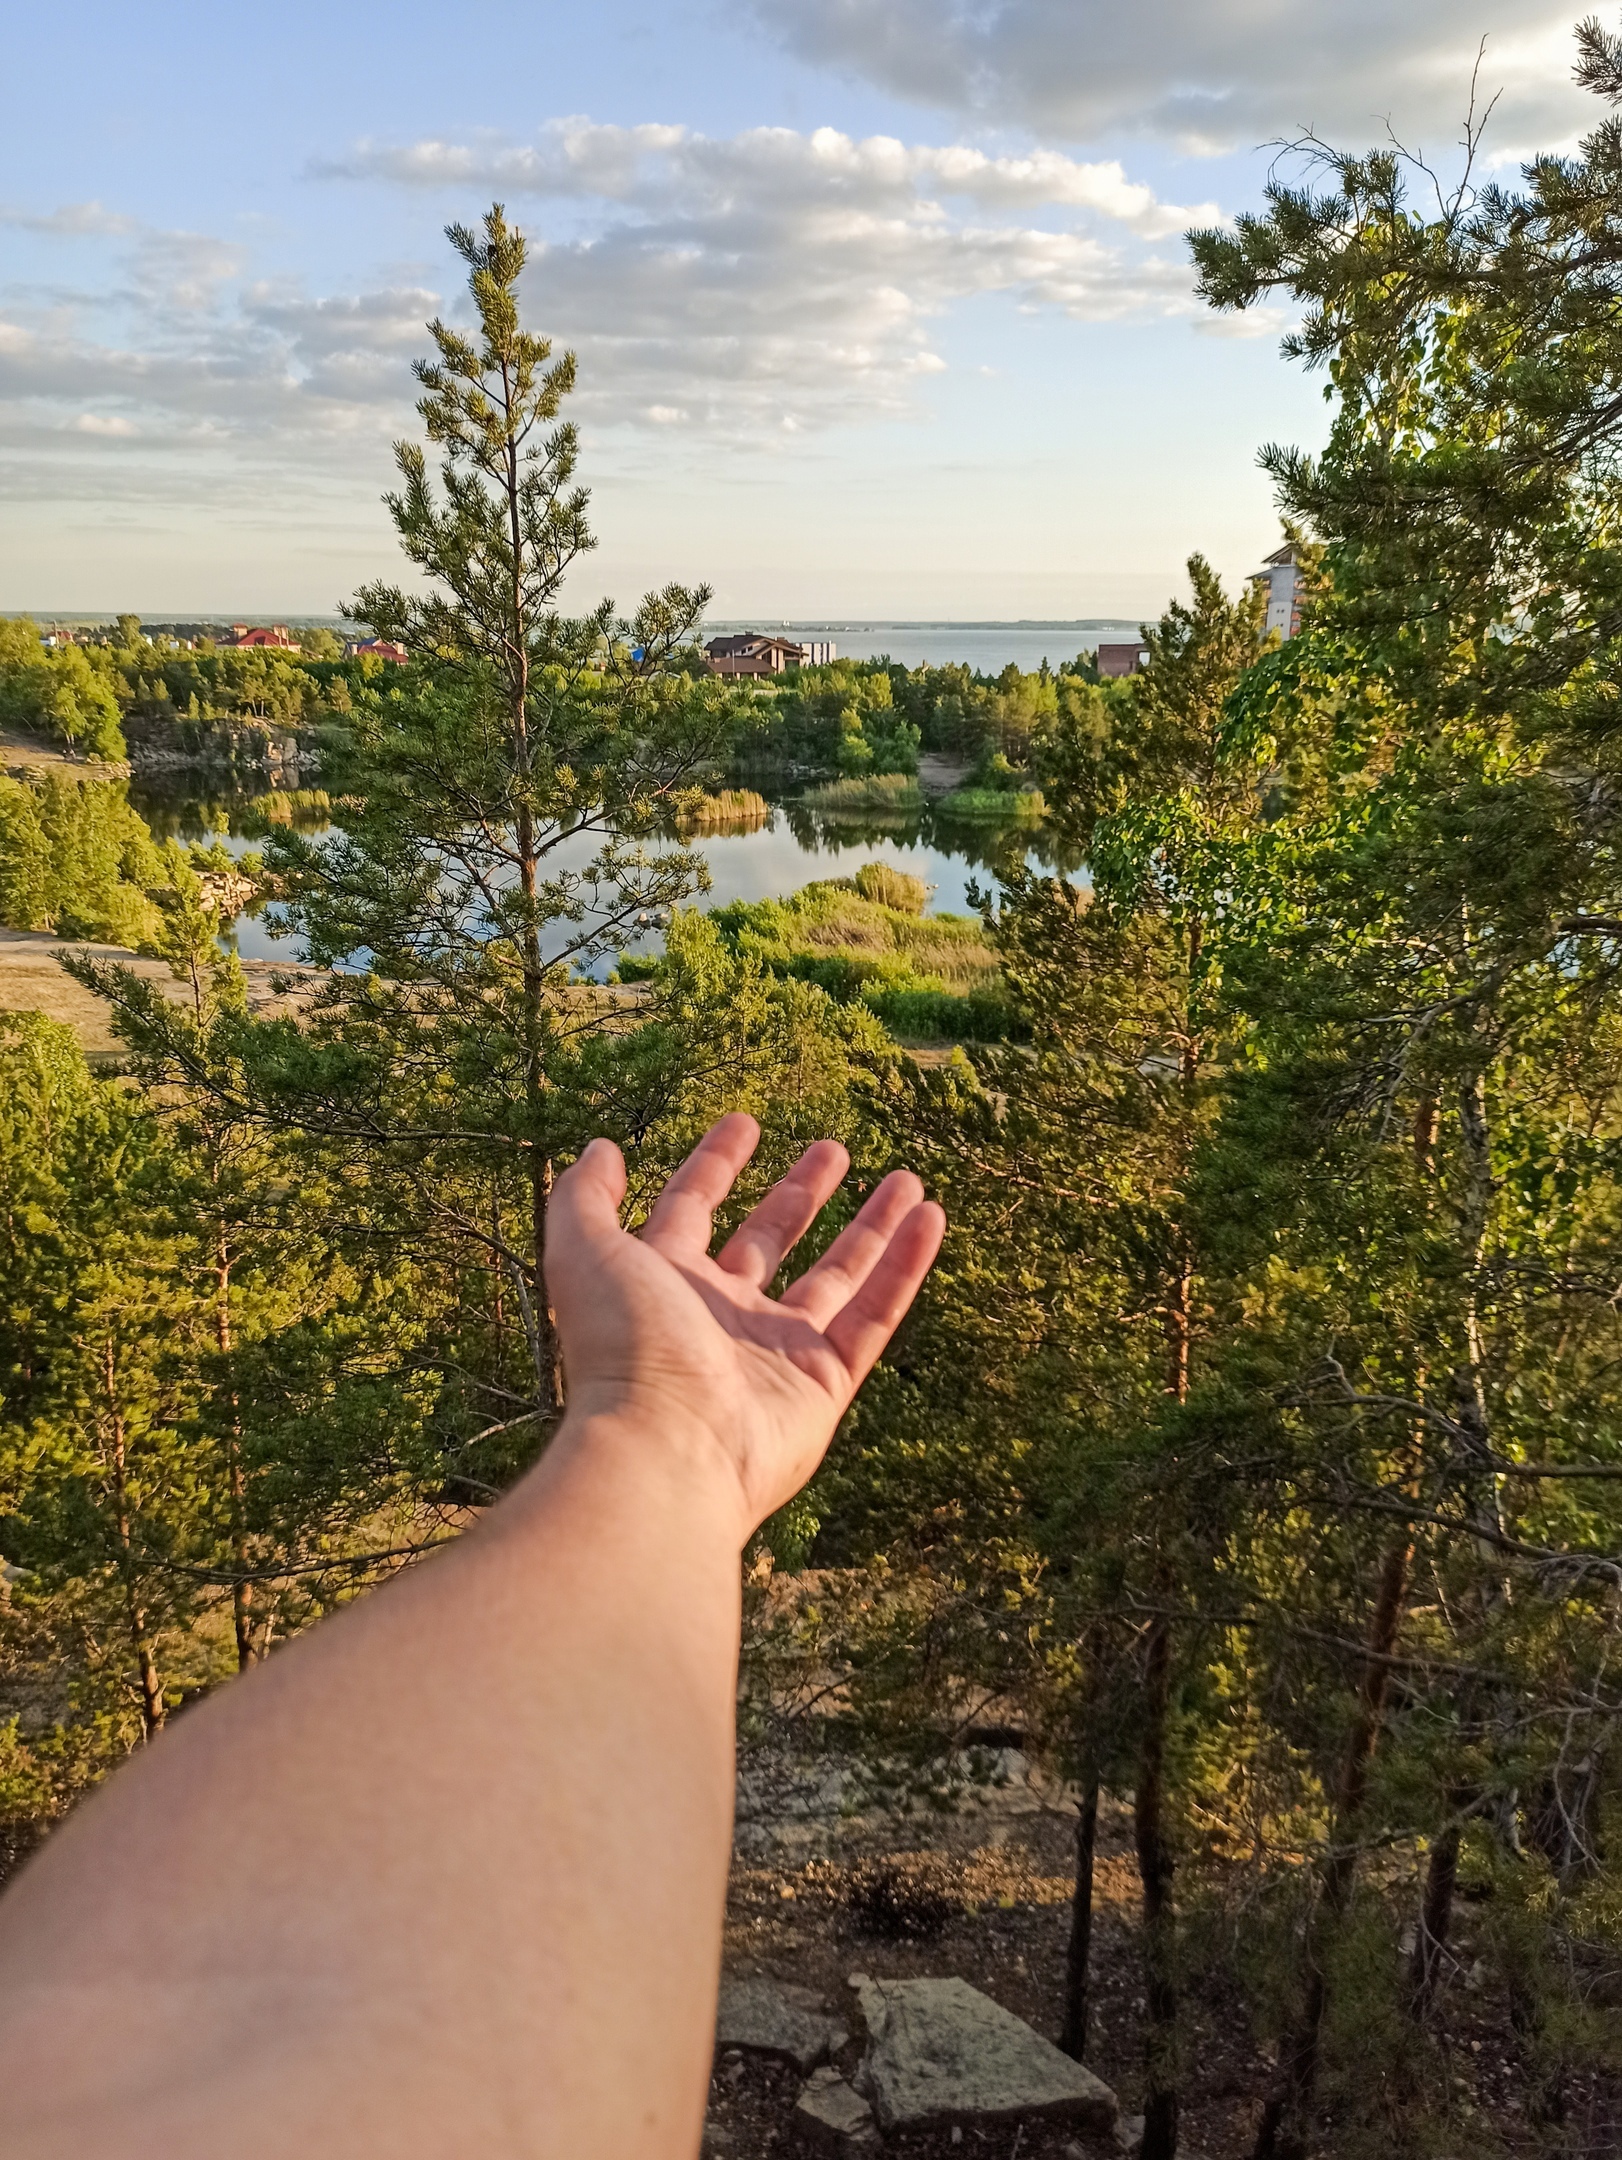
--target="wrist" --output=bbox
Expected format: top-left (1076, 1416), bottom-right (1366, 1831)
top-left (528, 1391), bottom-right (753, 1549)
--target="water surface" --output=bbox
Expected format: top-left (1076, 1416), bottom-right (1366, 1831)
top-left (130, 785), bottom-right (1085, 967)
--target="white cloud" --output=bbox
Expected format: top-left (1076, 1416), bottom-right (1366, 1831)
top-left (322, 118), bottom-right (1221, 237)
top-left (0, 200), bottom-right (138, 238)
top-left (0, 124), bottom-right (1217, 509)
top-left (736, 0), bottom-right (1594, 158)
top-left (320, 121), bottom-right (1213, 433)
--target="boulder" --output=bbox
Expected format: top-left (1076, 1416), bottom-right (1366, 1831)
top-left (794, 2066), bottom-right (879, 2153)
top-left (716, 1976), bottom-right (847, 2073)
top-left (850, 1975), bottom-right (1118, 2135)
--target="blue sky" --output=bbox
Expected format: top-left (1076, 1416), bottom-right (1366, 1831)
top-left (0, 0), bottom-right (1598, 620)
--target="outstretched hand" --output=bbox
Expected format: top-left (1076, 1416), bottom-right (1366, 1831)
top-left (545, 1114), bottom-right (945, 1540)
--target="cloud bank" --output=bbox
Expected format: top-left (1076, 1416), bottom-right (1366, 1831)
top-left (737, 0), bottom-right (1593, 157)
top-left (321, 121), bottom-right (1223, 433)
top-left (0, 124), bottom-right (1221, 511)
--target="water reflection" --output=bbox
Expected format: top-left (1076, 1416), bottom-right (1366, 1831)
top-left (127, 779), bottom-right (1087, 966)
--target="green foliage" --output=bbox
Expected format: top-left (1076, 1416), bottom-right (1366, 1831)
top-left (0, 774), bottom-right (163, 942)
top-left (934, 784), bottom-right (1046, 820)
top-left (0, 620), bottom-right (126, 760)
top-left (738, 659), bottom-right (921, 777)
top-left (14, 126), bottom-right (1622, 2150)
top-left (853, 860), bottom-right (927, 913)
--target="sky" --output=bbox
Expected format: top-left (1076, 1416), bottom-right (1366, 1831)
top-left (0, 1), bottom-right (1602, 622)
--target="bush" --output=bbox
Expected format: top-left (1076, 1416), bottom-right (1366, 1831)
top-left (862, 983), bottom-right (1022, 1042)
top-left (854, 861), bottom-right (928, 913)
top-left (846, 1858), bottom-right (960, 1942)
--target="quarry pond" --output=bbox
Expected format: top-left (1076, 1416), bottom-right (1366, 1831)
top-left (128, 779), bottom-right (1087, 968)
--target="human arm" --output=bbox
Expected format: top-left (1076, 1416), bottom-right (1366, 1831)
top-left (0, 1114), bottom-right (944, 2159)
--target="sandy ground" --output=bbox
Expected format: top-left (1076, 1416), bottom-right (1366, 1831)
top-left (0, 928), bottom-right (317, 1060)
top-left (0, 730), bottom-right (126, 782)
top-left (916, 755), bottom-right (972, 798)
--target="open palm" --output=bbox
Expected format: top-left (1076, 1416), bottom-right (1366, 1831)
top-left (545, 1114), bottom-right (946, 1537)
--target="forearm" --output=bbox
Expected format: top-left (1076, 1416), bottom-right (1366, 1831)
top-left (0, 1410), bottom-right (744, 2160)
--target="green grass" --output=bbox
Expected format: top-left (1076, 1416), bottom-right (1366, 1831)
top-left (935, 786), bottom-right (1047, 820)
top-left (620, 877), bottom-right (1018, 1043)
top-left (707, 878), bottom-right (1018, 1041)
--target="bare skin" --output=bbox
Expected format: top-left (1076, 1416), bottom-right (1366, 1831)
top-left (0, 1113), bottom-right (944, 2159)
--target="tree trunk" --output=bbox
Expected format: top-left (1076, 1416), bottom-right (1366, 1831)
top-left (1409, 1821), bottom-right (1458, 2015)
top-left (1165, 1251), bottom-right (1193, 1405)
top-left (1253, 1530), bottom-right (1412, 2160)
top-left (103, 1337), bottom-right (165, 1741)
top-left (1060, 1778), bottom-right (1101, 2060)
top-left (1137, 1618), bottom-right (1179, 2160)
top-left (499, 359), bottom-right (565, 1425)
top-left (216, 1218), bottom-right (254, 1672)
top-left (1135, 917), bottom-right (1202, 2158)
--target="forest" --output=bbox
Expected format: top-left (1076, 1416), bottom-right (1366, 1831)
top-left (9, 26), bottom-right (1622, 2159)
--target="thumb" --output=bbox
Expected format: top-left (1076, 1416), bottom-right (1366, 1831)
top-left (545, 1137), bottom-right (628, 1267)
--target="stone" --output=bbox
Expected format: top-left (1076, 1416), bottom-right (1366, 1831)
top-left (794, 2066), bottom-right (879, 2153)
top-left (1114, 2112), bottom-right (1146, 2153)
top-left (716, 1976), bottom-right (847, 2073)
top-left (850, 1975), bottom-right (1119, 2135)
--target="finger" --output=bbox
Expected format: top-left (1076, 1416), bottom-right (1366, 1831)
top-left (824, 1201), bottom-right (946, 1389)
top-left (544, 1136), bottom-right (628, 1265)
top-left (780, 1169), bottom-right (927, 1329)
top-left (715, 1140), bottom-right (849, 1288)
top-left (640, 1112), bottom-right (761, 1256)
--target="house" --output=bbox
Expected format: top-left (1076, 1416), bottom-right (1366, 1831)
top-left (1096, 641), bottom-right (1148, 678)
top-left (705, 633), bottom-right (809, 678)
top-left (351, 638), bottom-right (409, 663)
top-left (799, 639), bottom-right (836, 665)
top-left (227, 623), bottom-right (298, 650)
top-left (1254, 544), bottom-right (1301, 640)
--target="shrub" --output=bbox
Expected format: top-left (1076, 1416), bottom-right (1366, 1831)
top-left (854, 861), bottom-right (928, 913)
top-left (862, 983), bottom-right (1022, 1042)
top-left (846, 1858), bottom-right (959, 1942)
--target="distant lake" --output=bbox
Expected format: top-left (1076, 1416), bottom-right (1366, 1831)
top-left (131, 785), bottom-right (1087, 970)
top-left (709, 621), bottom-right (1144, 674)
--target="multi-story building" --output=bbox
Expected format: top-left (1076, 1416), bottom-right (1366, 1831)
top-left (704, 633), bottom-right (835, 677)
top-left (1255, 544), bottom-right (1302, 640)
top-left (1096, 640), bottom-right (1148, 678)
top-left (227, 623), bottom-right (298, 650)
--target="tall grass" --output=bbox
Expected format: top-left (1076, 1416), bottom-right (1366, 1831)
top-left (798, 773), bottom-right (923, 812)
top-left (935, 786), bottom-right (1047, 820)
top-left (675, 788), bottom-right (770, 830)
